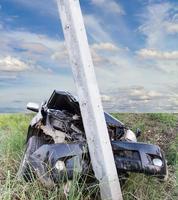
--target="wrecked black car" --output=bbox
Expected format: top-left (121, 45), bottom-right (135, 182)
top-left (17, 90), bottom-right (168, 188)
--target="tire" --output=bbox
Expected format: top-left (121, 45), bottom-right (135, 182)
top-left (17, 135), bottom-right (46, 181)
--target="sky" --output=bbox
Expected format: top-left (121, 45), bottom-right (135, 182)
top-left (0, 0), bottom-right (178, 113)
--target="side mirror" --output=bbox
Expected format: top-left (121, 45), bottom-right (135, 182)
top-left (27, 102), bottom-right (39, 112)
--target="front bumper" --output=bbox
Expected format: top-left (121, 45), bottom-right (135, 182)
top-left (28, 143), bottom-right (87, 187)
top-left (27, 141), bottom-right (167, 187)
top-left (112, 141), bottom-right (167, 179)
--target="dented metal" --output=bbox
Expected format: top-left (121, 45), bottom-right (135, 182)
top-left (18, 90), bottom-right (168, 187)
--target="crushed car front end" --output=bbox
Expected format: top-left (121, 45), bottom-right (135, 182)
top-left (17, 90), bottom-right (168, 187)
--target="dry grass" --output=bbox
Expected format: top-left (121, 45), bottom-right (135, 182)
top-left (0, 113), bottom-right (177, 200)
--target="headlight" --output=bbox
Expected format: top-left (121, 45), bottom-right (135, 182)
top-left (55, 160), bottom-right (66, 171)
top-left (124, 130), bottom-right (137, 142)
top-left (152, 158), bottom-right (163, 167)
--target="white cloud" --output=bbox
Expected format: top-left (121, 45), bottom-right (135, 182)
top-left (155, 60), bottom-right (178, 73)
top-left (101, 94), bottom-right (112, 102)
top-left (51, 50), bottom-right (68, 61)
top-left (20, 42), bottom-right (49, 54)
top-left (51, 41), bottom-right (122, 68)
top-left (92, 42), bottom-right (119, 51)
top-left (1, 0), bottom-right (178, 112)
top-left (84, 15), bottom-right (113, 42)
top-left (91, 0), bottom-right (125, 15)
top-left (101, 86), bottom-right (178, 112)
top-left (0, 29), bottom-right (70, 69)
top-left (50, 47), bottom-right (70, 67)
top-left (137, 49), bottom-right (178, 60)
top-left (130, 87), bottom-right (162, 101)
top-left (138, 2), bottom-right (178, 48)
top-left (2, 30), bottom-right (61, 52)
top-left (165, 22), bottom-right (178, 34)
top-left (136, 49), bottom-right (178, 73)
top-left (0, 56), bottom-right (29, 72)
top-left (1, 29), bottom-right (122, 71)
top-left (0, 27), bottom-right (122, 71)
top-left (137, 2), bottom-right (178, 74)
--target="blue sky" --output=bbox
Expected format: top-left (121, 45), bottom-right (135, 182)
top-left (0, 0), bottom-right (178, 113)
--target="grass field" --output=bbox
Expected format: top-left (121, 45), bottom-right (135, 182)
top-left (0, 113), bottom-right (177, 200)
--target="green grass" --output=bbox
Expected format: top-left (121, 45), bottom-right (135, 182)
top-left (0, 113), bottom-right (177, 200)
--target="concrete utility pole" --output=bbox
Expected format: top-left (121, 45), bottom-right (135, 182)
top-left (56, 0), bottom-right (123, 199)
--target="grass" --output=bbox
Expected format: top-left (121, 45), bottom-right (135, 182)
top-left (0, 113), bottom-right (177, 200)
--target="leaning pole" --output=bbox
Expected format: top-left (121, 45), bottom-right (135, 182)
top-left (56, 0), bottom-right (123, 199)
